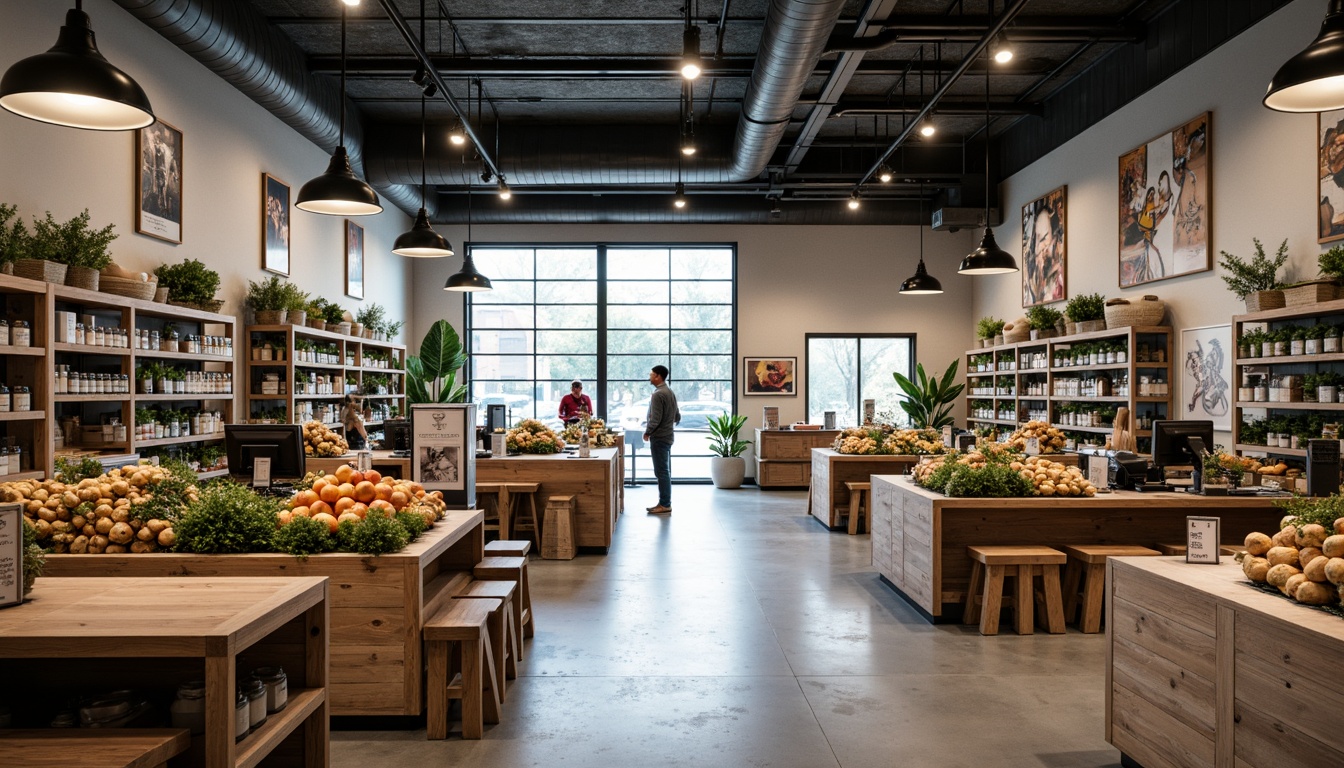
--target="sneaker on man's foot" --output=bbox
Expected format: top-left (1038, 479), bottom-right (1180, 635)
top-left (647, 505), bottom-right (672, 514)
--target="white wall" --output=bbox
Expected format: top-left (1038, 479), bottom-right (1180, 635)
top-left (0, 0), bottom-right (414, 339)
top-left (974, 0), bottom-right (1323, 440)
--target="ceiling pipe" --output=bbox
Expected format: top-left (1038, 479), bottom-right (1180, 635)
top-left (826, 16), bottom-right (1142, 50)
top-left (427, 193), bottom-right (936, 225)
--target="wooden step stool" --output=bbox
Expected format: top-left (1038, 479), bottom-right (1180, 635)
top-left (1062, 545), bottom-right (1161, 633)
top-left (486, 539), bottom-right (533, 558)
top-left (475, 555), bottom-right (534, 639)
top-left (542, 495), bottom-right (577, 561)
top-left (844, 481), bottom-right (870, 535)
top-left (963, 545), bottom-right (1067, 636)
top-left (424, 598), bottom-right (502, 739)
top-left (454, 580), bottom-right (521, 699)
top-left (502, 482), bottom-right (542, 548)
top-left (1156, 542), bottom-right (1241, 557)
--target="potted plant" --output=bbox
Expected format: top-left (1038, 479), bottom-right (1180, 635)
top-left (1306, 324), bottom-right (1329, 355)
top-left (892, 360), bottom-right (965, 429)
top-left (385, 319), bottom-right (404, 343)
top-left (305, 298), bottom-right (328, 329)
top-left (707, 413), bottom-right (751, 489)
top-left (155, 258), bottom-right (222, 312)
top-left (1239, 329), bottom-right (1263, 359)
top-left (1064, 293), bottom-right (1106, 334)
top-left (1318, 371), bottom-right (1341, 404)
top-left (246, 276), bottom-right (289, 325)
top-left (1290, 325), bottom-right (1308, 356)
top-left (1327, 325), bottom-right (1342, 354)
top-left (976, 316), bottom-right (1004, 348)
top-left (356, 303), bottom-right (387, 340)
top-left (0, 203), bottom-right (29, 275)
top-left (1026, 305), bottom-right (1063, 340)
top-left (278, 281), bottom-right (310, 326)
top-left (406, 320), bottom-right (468, 404)
top-left (315, 299), bottom-right (348, 334)
top-left (1218, 238), bottom-right (1288, 312)
top-left (1272, 327), bottom-right (1290, 357)
top-left (17, 209), bottom-right (117, 288)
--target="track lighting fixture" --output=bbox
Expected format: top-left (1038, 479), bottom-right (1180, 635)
top-left (444, 189), bottom-right (492, 292)
top-left (769, 198), bottom-right (781, 218)
top-left (992, 37), bottom-right (1014, 64)
top-left (496, 180), bottom-right (511, 200)
top-left (919, 119), bottom-right (936, 138)
top-left (680, 26), bottom-right (702, 80)
top-left (680, 128), bottom-right (697, 156)
top-left (847, 192), bottom-right (861, 210)
top-left (878, 166), bottom-right (893, 183)
top-left (0, 1), bottom-right (155, 131)
top-left (1265, 0), bottom-right (1344, 111)
top-left (411, 65), bottom-right (426, 86)
top-left (674, 182), bottom-right (687, 209)
top-left (960, 48), bottom-right (1017, 276)
top-left (448, 119), bottom-right (466, 146)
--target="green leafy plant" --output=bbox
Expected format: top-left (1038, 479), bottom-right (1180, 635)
top-left (384, 320), bottom-right (404, 340)
top-left (1320, 245), bottom-right (1344, 281)
top-left (131, 459), bottom-right (199, 524)
top-left (246, 275), bottom-right (289, 313)
top-left (338, 513), bottom-right (410, 555)
top-left (944, 463), bottom-right (1035, 497)
top-left (27, 209), bottom-right (117, 268)
top-left (407, 320), bottom-right (468, 404)
top-left (707, 414), bottom-right (751, 457)
top-left (309, 297), bottom-right (346, 324)
top-left (892, 360), bottom-right (964, 429)
top-left (355, 303), bottom-right (387, 332)
top-left (1064, 293), bottom-right (1105, 323)
top-left (1026, 305), bottom-right (1063, 331)
top-left (1219, 238), bottom-right (1289, 300)
top-left (0, 203), bottom-right (29, 265)
top-left (22, 518), bottom-right (44, 598)
top-left (54, 456), bottom-right (106, 483)
top-left (174, 482), bottom-right (282, 553)
top-left (394, 510), bottom-right (428, 541)
top-left (976, 316), bottom-right (1005, 340)
top-left (153, 258), bottom-right (220, 305)
top-left (272, 515), bottom-right (334, 558)
top-left (278, 280), bottom-right (310, 314)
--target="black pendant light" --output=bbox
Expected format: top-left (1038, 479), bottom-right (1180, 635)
top-left (445, 188), bottom-right (492, 292)
top-left (1265, 0), bottom-right (1344, 112)
top-left (393, 96), bottom-right (454, 257)
top-left (296, 4), bottom-right (381, 216)
top-left (901, 190), bottom-right (943, 295)
top-left (0, 1), bottom-right (154, 131)
top-left (959, 47), bottom-right (1018, 276)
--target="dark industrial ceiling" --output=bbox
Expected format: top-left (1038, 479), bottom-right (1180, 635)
top-left (113, 0), bottom-right (1293, 223)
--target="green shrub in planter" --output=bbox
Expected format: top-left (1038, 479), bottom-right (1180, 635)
top-left (246, 275), bottom-right (288, 312)
top-left (1026, 305), bottom-right (1062, 331)
top-left (975, 316), bottom-right (1005, 340)
top-left (27, 209), bottom-right (116, 268)
top-left (154, 258), bottom-right (221, 306)
top-left (1064, 293), bottom-right (1105, 323)
top-left (1218, 238), bottom-right (1288, 300)
top-left (0, 203), bottom-right (30, 267)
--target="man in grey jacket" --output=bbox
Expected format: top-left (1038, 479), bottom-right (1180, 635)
top-left (643, 365), bottom-right (680, 514)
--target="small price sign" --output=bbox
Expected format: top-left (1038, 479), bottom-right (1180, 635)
top-left (252, 456), bottom-right (272, 489)
top-left (1186, 516), bottom-right (1221, 564)
top-left (942, 425), bottom-right (954, 447)
top-left (1025, 437), bottom-right (1041, 456)
top-left (1087, 455), bottom-right (1109, 489)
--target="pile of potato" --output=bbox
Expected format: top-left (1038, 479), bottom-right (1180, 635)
top-left (3, 464), bottom-right (195, 554)
top-left (1005, 421), bottom-right (1067, 454)
top-left (882, 428), bottom-right (945, 456)
top-left (303, 420), bottom-right (349, 457)
top-left (1010, 455), bottom-right (1097, 497)
top-left (1236, 519), bottom-right (1344, 606)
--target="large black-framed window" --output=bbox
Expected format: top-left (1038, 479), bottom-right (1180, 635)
top-left (467, 244), bottom-right (736, 481)
top-left (805, 334), bottom-right (916, 427)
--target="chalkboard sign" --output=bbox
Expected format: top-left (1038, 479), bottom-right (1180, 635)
top-left (0, 502), bottom-right (24, 608)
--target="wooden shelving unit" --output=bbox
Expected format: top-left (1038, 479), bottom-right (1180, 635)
top-left (964, 325), bottom-right (1173, 453)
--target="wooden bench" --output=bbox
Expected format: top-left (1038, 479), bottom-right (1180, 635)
top-left (455, 579), bottom-right (521, 698)
top-left (542, 495), bottom-right (577, 560)
top-left (844, 481), bottom-right (870, 535)
top-left (1062, 545), bottom-right (1161, 633)
top-left (963, 545), bottom-right (1067, 636)
top-left (475, 556), bottom-right (534, 639)
top-left (485, 539), bottom-right (533, 558)
top-left (0, 729), bottom-right (191, 768)
top-left (424, 598), bottom-right (502, 739)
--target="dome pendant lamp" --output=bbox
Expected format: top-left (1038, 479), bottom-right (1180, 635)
top-left (1265, 0), bottom-right (1344, 112)
top-left (901, 192), bottom-right (943, 295)
top-left (296, 4), bottom-right (382, 216)
top-left (392, 96), bottom-right (454, 257)
top-left (959, 48), bottom-right (1018, 276)
top-left (0, 1), bottom-right (155, 131)
top-left (444, 188), bottom-right (492, 292)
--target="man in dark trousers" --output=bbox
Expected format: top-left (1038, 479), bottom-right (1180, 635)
top-left (643, 365), bottom-right (680, 514)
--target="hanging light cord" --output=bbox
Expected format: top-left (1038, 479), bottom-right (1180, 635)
top-left (420, 96), bottom-right (427, 206)
top-left (983, 47), bottom-right (990, 222)
top-left (339, 4), bottom-right (347, 148)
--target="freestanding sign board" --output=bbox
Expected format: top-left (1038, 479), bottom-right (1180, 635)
top-left (410, 403), bottom-right (476, 509)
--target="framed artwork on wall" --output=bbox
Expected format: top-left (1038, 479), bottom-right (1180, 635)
top-left (1118, 112), bottom-right (1210, 288)
top-left (345, 219), bottom-right (364, 300)
top-left (1318, 109), bottom-right (1344, 243)
top-left (743, 357), bottom-right (796, 396)
top-left (262, 174), bottom-right (290, 275)
top-left (1180, 324), bottom-right (1232, 432)
top-left (135, 119), bottom-right (183, 244)
top-left (1021, 185), bottom-right (1067, 308)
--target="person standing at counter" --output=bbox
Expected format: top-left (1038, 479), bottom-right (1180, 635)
top-left (644, 365), bottom-right (680, 515)
top-left (342, 394), bottom-right (369, 450)
top-left (558, 379), bottom-right (593, 424)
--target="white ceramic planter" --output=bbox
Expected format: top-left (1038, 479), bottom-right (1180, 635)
top-left (711, 456), bottom-right (746, 489)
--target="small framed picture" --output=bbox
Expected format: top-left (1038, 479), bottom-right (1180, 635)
top-left (135, 118), bottom-right (184, 244)
top-left (345, 219), bottom-right (364, 300)
top-left (262, 173), bottom-right (291, 276)
top-left (743, 357), bottom-right (796, 396)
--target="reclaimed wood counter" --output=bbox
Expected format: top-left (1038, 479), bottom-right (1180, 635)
top-left (0, 576), bottom-right (328, 768)
top-left (40, 509), bottom-right (483, 717)
top-left (476, 447), bottom-right (620, 550)
top-left (1106, 556), bottom-right (1344, 768)
top-left (809, 449), bottom-right (922, 528)
top-left (869, 475), bottom-right (1284, 620)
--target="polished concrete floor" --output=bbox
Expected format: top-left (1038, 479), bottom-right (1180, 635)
top-left (333, 485), bottom-right (1124, 768)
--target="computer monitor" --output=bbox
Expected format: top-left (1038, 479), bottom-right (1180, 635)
top-left (383, 419), bottom-right (411, 452)
top-left (225, 424), bottom-right (307, 481)
top-left (1152, 420), bottom-right (1215, 468)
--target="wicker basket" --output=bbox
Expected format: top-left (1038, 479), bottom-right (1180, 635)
top-left (155, 287), bottom-right (170, 303)
top-left (1245, 290), bottom-right (1286, 313)
top-left (255, 310), bottom-right (286, 325)
top-left (1077, 319), bottom-right (1106, 333)
top-left (65, 265), bottom-right (100, 291)
top-left (1284, 281), bottom-right (1337, 307)
top-left (1, 262), bottom-right (12, 275)
top-left (99, 274), bottom-right (157, 301)
top-left (13, 259), bottom-right (67, 284)
top-left (328, 322), bottom-right (352, 335)
top-left (1002, 321), bottom-right (1030, 344)
top-left (1063, 322), bottom-right (1078, 335)
top-left (287, 310), bottom-right (307, 326)
top-left (364, 328), bottom-right (375, 339)
top-left (169, 298), bottom-right (226, 314)
top-left (1104, 296), bottom-right (1166, 328)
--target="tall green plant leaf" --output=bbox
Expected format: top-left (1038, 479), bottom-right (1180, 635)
top-left (892, 360), bottom-right (961, 429)
top-left (405, 356), bottom-right (432, 404)
top-left (419, 320), bottom-right (463, 380)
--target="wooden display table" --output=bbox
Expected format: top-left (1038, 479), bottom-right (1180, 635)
top-left (40, 510), bottom-right (483, 717)
top-left (0, 577), bottom-right (327, 768)
top-left (1107, 557), bottom-right (1344, 768)
top-left (810, 449), bottom-right (922, 528)
top-left (754, 429), bottom-right (840, 488)
top-left (0, 729), bottom-right (190, 768)
top-left (869, 476), bottom-right (1284, 620)
top-left (306, 450), bottom-right (411, 478)
top-left (477, 448), bottom-right (620, 551)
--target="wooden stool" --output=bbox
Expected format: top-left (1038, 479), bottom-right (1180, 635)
top-left (486, 539), bottom-right (533, 558)
top-left (454, 580), bottom-right (521, 698)
top-left (1156, 542), bottom-right (1241, 557)
top-left (502, 482), bottom-right (542, 548)
top-left (476, 482), bottom-right (508, 540)
top-left (475, 556), bottom-right (534, 639)
top-left (542, 495), bottom-right (577, 560)
top-left (963, 546), bottom-right (1067, 636)
top-left (1062, 545), bottom-right (1161, 633)
top-left (424, 598), bottom-right (502, 739)
top-left (844, 481), bottom-right (870, 535)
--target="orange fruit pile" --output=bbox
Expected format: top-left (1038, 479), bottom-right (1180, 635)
top-left (279, 463), bottom-right (445, 532)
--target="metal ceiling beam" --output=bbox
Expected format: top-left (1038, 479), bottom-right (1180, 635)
top-left (829, 99), bottom-right (1041, 117)
top-left (827, 15), bottom-right (1143, 49)
top-left (270, 15), bottom-right (769, 26)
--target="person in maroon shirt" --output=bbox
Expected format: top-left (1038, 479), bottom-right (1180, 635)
top-left (558, 379), bottom-right (593, 423)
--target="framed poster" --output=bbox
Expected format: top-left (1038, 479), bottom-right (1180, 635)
top-left (1021, 185), bottom-right (1067, 308)
top-left (135, 119), bottom-right (184, 244)
top-left (345, 219), bottom-right (364, 299)
top-left (743, 357), bottom-right (796, 396)
top-left (410, 403), bottom-right (476, 509)
top-left (0, 502), bottom-right (25, 607)
top-left (1180, 324), bottom-right (1232, 432)
top-left (1318, 109), bottom-right (1344, 243)
top-left (1118, 112), bottom-right (1210, 288)
top-left (262, 173), bottom-right (291, 275)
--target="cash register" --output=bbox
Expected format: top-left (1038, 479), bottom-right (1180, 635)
top-left (1104, 420), bottom-right (1215, 492)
